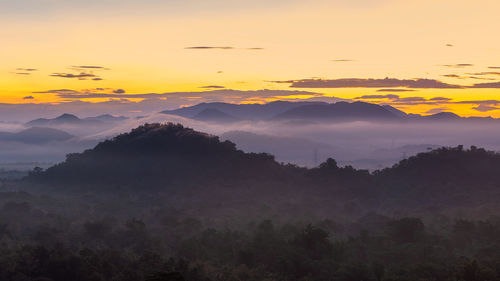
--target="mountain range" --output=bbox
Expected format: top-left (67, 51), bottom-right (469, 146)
top-left (161, 101), bottom-right (496, 123)
top-left (0, 127), bottom-right (74, 144)
top-left (26, 113), bottom-right (128, 127)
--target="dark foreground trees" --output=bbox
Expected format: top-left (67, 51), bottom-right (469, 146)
top-left (1, 216), bottom-right (500, 281)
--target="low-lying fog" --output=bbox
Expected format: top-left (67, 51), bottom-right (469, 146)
top-left (2, 113), bottom-right (500, 175)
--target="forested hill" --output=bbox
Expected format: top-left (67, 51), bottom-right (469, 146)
top-left (26, 123), bottom-right (500, 213)
top-left (373, 146), bottom-right (500, 210)
top-left (29, 123), bottom-right (296, 189)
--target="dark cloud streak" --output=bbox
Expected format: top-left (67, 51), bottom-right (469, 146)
top-left (276, 78), bottom-right (462, 89)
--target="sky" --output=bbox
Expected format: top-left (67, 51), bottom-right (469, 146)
top-left (2, 0), bottom-right (500, 117)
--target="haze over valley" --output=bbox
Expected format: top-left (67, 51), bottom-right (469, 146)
top-left (2, 100), bottom-right (500, 175)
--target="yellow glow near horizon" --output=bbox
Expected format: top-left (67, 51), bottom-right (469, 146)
top-left (1, 0), bottom-right (500, 116)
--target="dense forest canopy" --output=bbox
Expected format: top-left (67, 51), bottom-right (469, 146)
top-left (2, 123), bottom-right (500, 280)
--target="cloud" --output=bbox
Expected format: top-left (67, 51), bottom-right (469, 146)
top-left (443, 74), bottom-right (462, 78)
top-left (275, 78), bottom-right (462, 89)
top-left (376, 89), bottom-right (416, 92)
top-left (465, 72), bottom-right (500, 76)
top-left (397, 97), bottom-right (427, 102)
top-left (425, 107), bottom-right (450, 114)
top-left (355, 94), bottom-right (454, 106)
top-left (16, 68), bottom-right (37, 71)
top-left (443, 74), bottom-right (496, 80)
top-left (185, 46), bottom-right (235, 50)
top-left (33, 89), bottom-right (81, 95)
top-left (50, 72), bottom-right (98, 80)
top-left (15, 72), bottom-right (31, 75)
top-left (429, 97), bottom-right (452, 101)
top-left (23, 96), bottom-right (34, 100)
top-left (199, 85), bottom-right (225, 89)
top-left (331, 59), bottom-right (354, 62)
top-left (50, 65), bottom-right (109, 80)
top-left (441, 64), bottom-right (474, 68)
top-left (489, 66), bottom-right (500, 69)
top-left (185, 46), bottom-right (264, 50)
top-left (472, 105), bottom-right (500, 112)
top-left (468, 76), bottom-right (496, 81)
top-left (113, 89), bottom-right (126, 94)
top-left (470, 81), bottom-right (500, 88)
top-left (455, 100), bottom-right (500, 105)
top-left (355, 94), bottom-right (399, 100)
top-left (71, 65), bottom-right (108, 69)
top-left (31, 88), bottom-right (339, 107)
top-left (445, 44), bottom-right (454, 47)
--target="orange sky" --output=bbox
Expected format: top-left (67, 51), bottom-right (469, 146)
top-left (2, 0), bottom-right (500, 117)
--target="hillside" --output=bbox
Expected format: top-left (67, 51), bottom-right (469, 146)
top-left (27, 123), bottom-right (500, 214)
top-left (31, 123), bottom-right (294, 189)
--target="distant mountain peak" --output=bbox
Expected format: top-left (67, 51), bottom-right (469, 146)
top-left (192, 108), bottom-right (239, 123)
top-left (426, 111), bottom-right (460, 120)
top-left (55, 113), bottom-right (80, 120)
top-left (0, 126), bottom-right (74, 144)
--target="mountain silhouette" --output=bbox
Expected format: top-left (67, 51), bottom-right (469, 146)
top-left (162, 101), bottom-right (500, 124)
top-left (27, 113), bottom-right (94, 126)
top-left (192, 108), bottom-right (240, 123)
top-left (382, 105), bottom-right (408, 117)
top-left (26, 113), bottom-right (128, 127)
top-left (424, 111), bottom-right (461, 121)
top-left (31, 123), bottom-right (291, 189)
top-left (84, 114), bottom-right (129, 122)
top-left (273, 101), bottom-right (401, 121)
top-left (161, 101), bottom-right (325, 121)
top-left (0, 127), bottom-right (74, 144)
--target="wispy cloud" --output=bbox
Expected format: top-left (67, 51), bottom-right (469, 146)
top-left (377, 89), bottom-right (416, 92)
top-left (185, 46), bottom-right (234, 49)
top-left (465, 72), bottom-right (500, 76)
top-left (32, 88), bottom-right (337, 107)
top-left (441, 64), bottom-right (474, 68)
top-left (71, 65), bottom-right (109, 70)
top-left (443, 74), bottom-right (496, 80)
top-left (470, 81), bottom-right (500, 88)
top-left (274, 78), bottom-right (462, 89)
top-left (50, 72), bottom-right (99, 80)
top-left (445, 44), bottom-right (454, 47)
top-left (16, 68), bottom-right (37, 72)
top-left (331, 59), bottom-right (354, 62)
top-left (429, 97), bottom-right (452, 101)
top-left (355, 94), bottom-right (453, 106)
top-left (472, 105), bottom-right (500, 112)
top-left (22, 96), bottom-right (34, 100)
top-left (185, 46), bottom-right (264, 50)
top-left (355, 94), bottom-right (399, 100)
top-left (442, 74), bottom-right (462, 78)
top-left (49, 65), bottom-right (109, 80)
top-left (455, 100), bottom-right (500, 105)
top-left (199, 85), bottom-right (225, 89)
